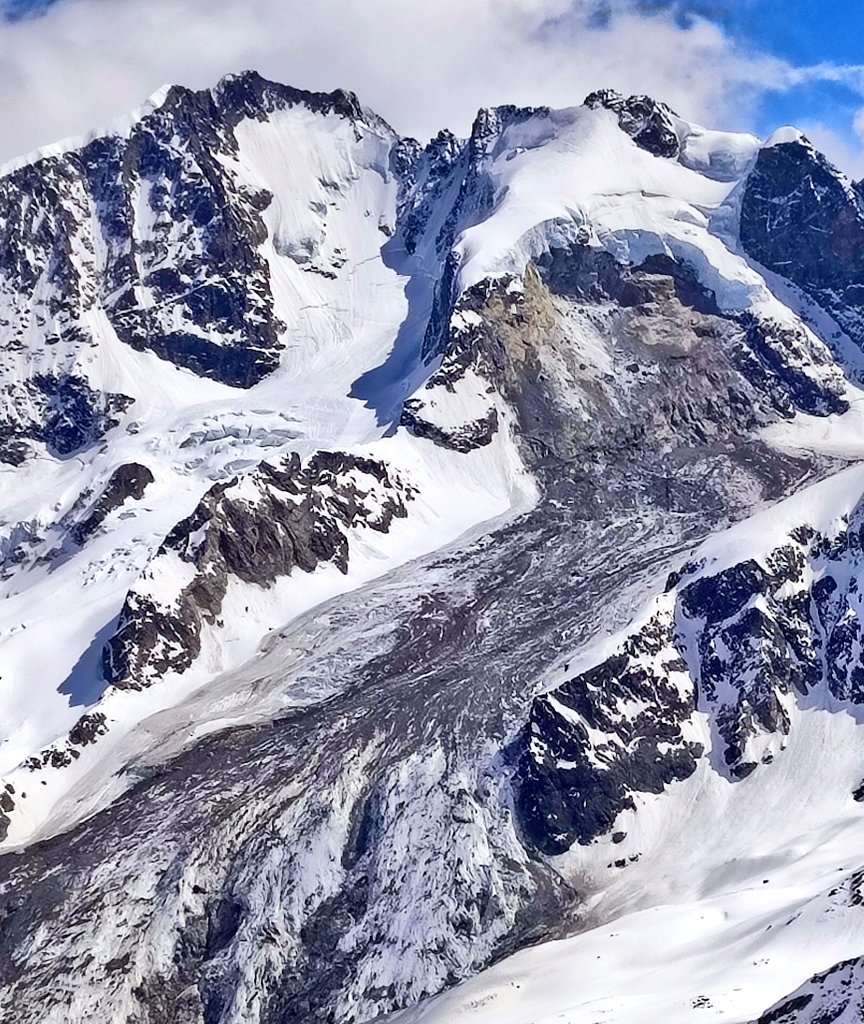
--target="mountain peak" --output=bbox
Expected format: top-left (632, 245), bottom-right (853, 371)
top-left (763, 124), bottom-right (808, 148)
top-left (211, 69), bottom-right (370, 125)
top-left (5, 66), bottom-right (864, 1024)
top-left (584, 87), bottom-right (680, 157)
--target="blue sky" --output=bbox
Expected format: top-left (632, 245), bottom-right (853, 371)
top-left (0, 0), bottom-right (862, 174)
top-left (701, 1), bottom-right (864, 144)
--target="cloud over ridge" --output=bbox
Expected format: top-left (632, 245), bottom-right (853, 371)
top-left (0, 0), bottom-right (862, 173)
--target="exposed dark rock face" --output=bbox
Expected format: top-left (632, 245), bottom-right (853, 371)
top-left (740, 138), bottom-right (864, 353)
top-left (408, 244), bottom-right (845, 496)
top-left (69, 462), bottom-right (154, 545)
top-left (400, 400), bottom-right (498, 452)
top-left (396, 129), bottom-right (465, 259)
top-left (102, 451), bottom-right (413, 689)
top-left (21, 713), bottom-right (109, 774)
top-left (0, 72), bottom-right (378, 398)
top-left (736, 314), bottom-right (848, 417)
top-left (753, 957), bottom-right (864, 1023)
top-left (214, 71), bottom-right (368, 126)
top-left (514, 498), bottom-right (864, 850)
top-left (395, 103), bottom-right (549, 364)
top-left (682, 517), bottom-right (864, 732)
top-left (584, 89), bottom-right (680, 158)
top-left (0, 785), bottom-right (13, 843)
top-left (515, 614), bottom-right (702, 855)
top-left (69, 81), bottom-right (281, 386)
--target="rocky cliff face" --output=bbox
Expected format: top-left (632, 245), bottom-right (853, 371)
top-left (407, 242), bottom-right (843, 504)
top-left (0, 72), bottom-right (376, 398)
top-left (753, 957), bottom-right (864, 1023)
top-left (584, 89), bottom-right (681, 158)
top-left (104, 451), bottom-right (412, 689)
top-left (513, 497), bottom-right (864, 856)
top-left (740, 135), bottom-right (864, 355)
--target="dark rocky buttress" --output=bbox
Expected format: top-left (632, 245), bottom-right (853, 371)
top-left (752, 957), bottom-right (864, 1023)
top-left (0, 375), bottom-right (132, 464)
top-left (102, 451), bottom-right (413, 689)
top-left (584, 89), bottom-right (680, 158)
top-left (0, 72), bottom-right (374, 393)
top-left (740, 138), bottom-right (864, 354)
top-left (515, 616), bottom-right (702, 856)
top-left (513, 506), bottom-right (864, 853)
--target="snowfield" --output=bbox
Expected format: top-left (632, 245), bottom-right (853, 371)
top-left (0, 85), bottom-right (781, 839)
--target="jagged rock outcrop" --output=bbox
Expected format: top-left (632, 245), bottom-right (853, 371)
top-left (103, 451), bottom-right (413, 689)
top-left (20, 712), bottom-right (108, 774)
top-left (754, 957), bottom-right (864, 1023)
top-left (513, 494), bottom-right (864, 853)
top-left (69, 462), bottom-right (154, 545)
top-left (515, 613), bottom-right (701, 855)
top-left (5, 71), bottom-right (864, 1024)
top-left (0, 375), bottom-right (131, 464)
top-left (740, 135), bottom-right (864, 352)
top-left (584, 89), bottom-right (680, 158)
top-left (0, 785), bottom-right (13, 843)
top-left (395, 102), bottom-right (550, 364)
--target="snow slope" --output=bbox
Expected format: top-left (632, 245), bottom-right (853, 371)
top-left (0, 93), bottom-right (409, 765)
top-left (0, 78), bottom-right (860, 842)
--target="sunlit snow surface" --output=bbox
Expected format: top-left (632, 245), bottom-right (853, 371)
top-left (0, 91), bottom-right (543, 843)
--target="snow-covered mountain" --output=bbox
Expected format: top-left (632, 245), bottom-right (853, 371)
top-left (3, 74), bottom-right (864, 1024)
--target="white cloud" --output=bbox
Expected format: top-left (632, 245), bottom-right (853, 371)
top-left (0, 0), bottom-right (859, 173)
top-left (784, 61), bottom-right (864, 96)
top-left (0, 1), bottom-right (763, 160)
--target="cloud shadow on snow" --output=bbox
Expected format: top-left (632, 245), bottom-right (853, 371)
top-left (349, 235), bottom-right (440, 429)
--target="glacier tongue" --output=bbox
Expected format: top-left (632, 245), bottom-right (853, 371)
top-left (0, 74), bottom-right (786, 842)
